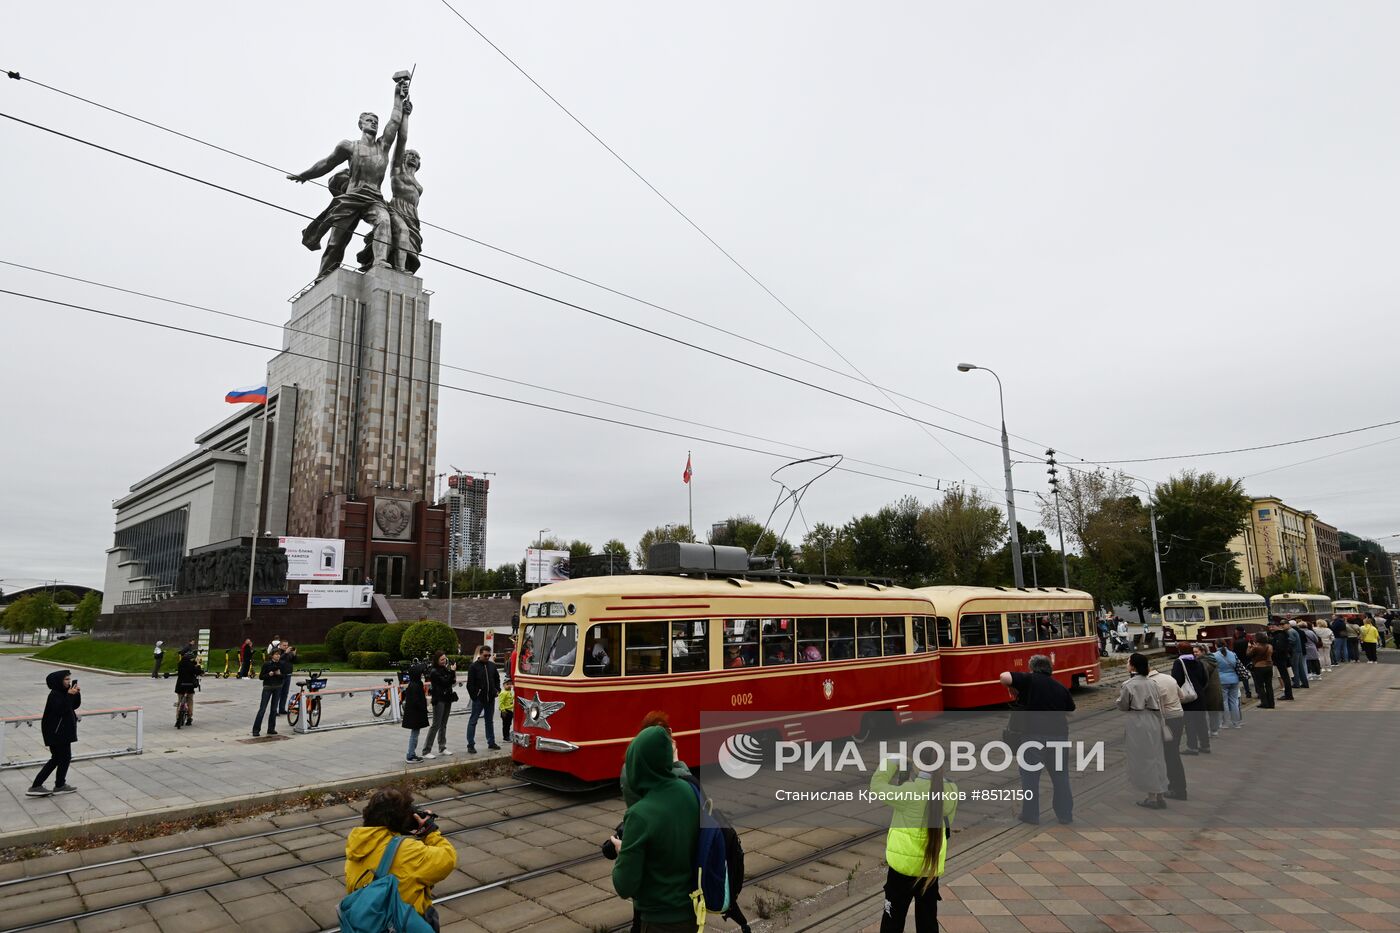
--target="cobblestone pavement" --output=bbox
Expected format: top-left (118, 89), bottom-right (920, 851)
top-left (0, 655), bottom-right (510, 840)
top-left (2, 650), bottom-right (1394, 932)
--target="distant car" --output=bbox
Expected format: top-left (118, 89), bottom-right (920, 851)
top-left (53, 633), bottom-right (72, 641)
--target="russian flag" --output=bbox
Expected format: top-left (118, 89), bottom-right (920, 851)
top-left (225, 384), bottom-right (268, 405)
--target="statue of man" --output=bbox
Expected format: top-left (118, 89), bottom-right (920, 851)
top-left (356, 71), bottom-right (423, 274)
top-left (288, 71), bottom-right (412, 283)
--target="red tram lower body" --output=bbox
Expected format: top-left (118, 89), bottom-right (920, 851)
top-left (939, 638), bottom-right (1100, 709)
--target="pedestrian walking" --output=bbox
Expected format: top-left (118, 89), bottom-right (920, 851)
top-left (277, 641), bottom-right (298, 714)
top-left (1269, 622), bottom-right (1295, 700)
top-left (25, 670), bottom-right (81, 797)
top-left (237, 638), bottom-right (253, 679)
top-left (1146, 664), bottom-right (1187, 800)
top-left (498, 677), bottom-right (514, 741)
top-left (1361, 616), bottom-right (1380, 663)
top-left (1331, 616), bottom-right (1349, 664)
top-left (1119, 653), bottom-right (1169, 810)
top-left (1315, 622), bottom-right (1334, 674)
top-left (1249, 632), bottom-right (1275, 709)
top-left (464, 646), bottom-right (501, 753)
top-left (151, 640), bottom-right (165, 678)
top-left (419, 651), bottom-right (457, 759)
top-left (175, 649), bottom-right (202, 725)
top-left (1214, 641), bottom-right (1243, 728)
top-left (1301, 622), bottom-right (1321, 678)
top-left (252, 647), bottom-right (284, 736)
top-left (1288, 621), bottom-right (1310, 688)
top-left (870, 756), bottom-right (958, 933)
top-left (1196, 644), bottom-right (1223, 737)
top-left (609, 725), bottom-right (700, 932)
top-left (1172, 648), bottom-right (1211, 755)
top-left (402, 659), bottom-right (429, 763)
top-left (999, 655), bottom-right (1076, 825)
top-left (1346, 618), bottom-right (1362, 663)
top-left (344, 786), bottom-right (457, 932)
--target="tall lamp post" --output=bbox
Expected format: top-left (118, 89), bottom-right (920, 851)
top-left (1126, 477), bottom-right (1165, 600)
top-left (534, 528), bottom-right (549, 588)
top-left (957, 363), bottom-right (1024, 588)
top-left (1022, 546), bottom-right (1044, 588)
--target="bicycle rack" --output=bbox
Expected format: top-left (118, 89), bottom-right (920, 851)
top-left (293, 682), bottom-right (404, 735)
top-left (0, 706), bottom-right (144, 769)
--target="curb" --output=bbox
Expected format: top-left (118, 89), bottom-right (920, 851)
top-left (0, 751), bottom-right (513, 853)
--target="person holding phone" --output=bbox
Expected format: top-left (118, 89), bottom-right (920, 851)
top-left (26, 670), bottom-right (81, 797)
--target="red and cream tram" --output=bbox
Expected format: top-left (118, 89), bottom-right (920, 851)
top-left (1268, 592), bottom-right (1333, 624)
top-left (1160, 590), bottom-right (1268, 650)
top-left (1331, 599), bottom-right (1366, 621)
top-left (509, 557), bottom-right (942, 783)
top-left (913, 586), bottom-right (1099, 708)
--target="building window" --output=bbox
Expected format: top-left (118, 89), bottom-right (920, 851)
top-left (115, 508), bottom-right (189, 592)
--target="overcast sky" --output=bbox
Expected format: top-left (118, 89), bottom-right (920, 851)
top-left (3, 2), bottom-right (1398, 591)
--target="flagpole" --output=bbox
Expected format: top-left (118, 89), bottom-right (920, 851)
top-left (244, 396), bottom-right (271, 623)
top-left (687, 450), bottom-right (693, 538)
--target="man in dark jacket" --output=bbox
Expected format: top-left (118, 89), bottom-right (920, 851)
top-left (175, 650), bottom-right (203, 725)
top-left (27, 670), bottom-right (81, 796)
top-left (464, 646), bottom-right (501, 754)
top-left (277, 641), bottom-right (299, 714)
top-left (1268, 622), bottom-right (1295, 701)
top-left (610, 725), bottom-right (700, 930)
top-left (1286, 621), bottom-right (1309, 689)
top-left (253, 648), bottom-right (284, 737)
top-left (237, 638), bottom-right (253, 679)
top-left (1000, 654), bottom-right (1076, 825)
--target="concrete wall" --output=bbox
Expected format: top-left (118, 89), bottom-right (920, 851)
top-left (96, 594), bottom-right (373, 647)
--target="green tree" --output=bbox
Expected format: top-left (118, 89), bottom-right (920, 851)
top-left (568, 540), bottom-right (594, 561)
top-left (796, 523), bottom-right (854, 576)
top-left (401, 620), bottom-right (460, 661)
top-left (494, 561), bottom-right (521, 590)
top-left (53, 589), bottom-right (79, 605)
top-left (70, 591), bottom-right (101, 633)
top-left (635, 524), bottom-right (695, 566)
top-left (601, 539), bottom-right (629, 560)
top-left (708, 516), bottom-right (793, 566)
top-left (919, 488), bottom-right (1007, 584)
top-left (845, 496), bottom-right (937, 583)
top-left (1150, 471), bottom-right (1251, 592)
top-left (1037, 469), bottom-right (1153, 612)
top-left (1256, 568), bottom-right (1311, 599)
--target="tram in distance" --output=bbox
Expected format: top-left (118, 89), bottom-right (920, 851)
top-left (509, 545), bottom-right (943, 785)
top-left (1160, 590), bottom-right (1268, 650)
top-left (1268, 592), bottom-right (1333, 623)
top-left (1332, 599), bottom-right (1367, 620)
top-left (912, 585), bottom-right (1100, 708)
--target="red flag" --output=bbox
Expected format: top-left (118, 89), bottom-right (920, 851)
top-left (683, 454), bottom-right (693, 485)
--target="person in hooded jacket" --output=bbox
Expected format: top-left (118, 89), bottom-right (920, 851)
top-left (402, 660), bottom-right (430, 763)
top-left (609, 725), bottom-right (700, 933)
top-left (1269, 622), bottom-right (1296, 701)
top-left (27, 670), bottom-right (81, 797)
top-left (344, 786), bottom-right (456, 932)
top-left (175, 650), bottom-right (203, 725)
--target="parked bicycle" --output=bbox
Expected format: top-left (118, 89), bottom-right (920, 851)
top-left (371, 658), bottom-right (428, 717)
top-left (286, 669), bottom-right (328, 728)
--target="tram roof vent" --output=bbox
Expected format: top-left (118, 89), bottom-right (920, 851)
top-left (647, 542), bottom-right (751, 574)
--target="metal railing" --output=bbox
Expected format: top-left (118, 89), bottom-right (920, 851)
top-left (119, 585), bottom-right (176, 605)
top-left (292, 681), bottom-right (412, 735)
top-left (0, 706), bottom-right (144, 769)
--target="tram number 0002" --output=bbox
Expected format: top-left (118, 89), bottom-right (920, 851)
top-left (730, 692), bottom-right (754, 707)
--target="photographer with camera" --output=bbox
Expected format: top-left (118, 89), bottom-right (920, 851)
top-left (344, 786), bottom-right (456, 932)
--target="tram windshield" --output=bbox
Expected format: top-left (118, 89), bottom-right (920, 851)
top-left (1272, 601), bottom-right (1307, 616)
top-left (1163, 606), bottom-right (1205, 623)
top-left (520, 623), bottom-right (578, 676)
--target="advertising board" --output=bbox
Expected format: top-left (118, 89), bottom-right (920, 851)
top-left (280, 536), bottom-right (345, 581)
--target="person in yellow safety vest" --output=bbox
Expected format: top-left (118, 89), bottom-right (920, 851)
top-left (870, 758), bottom-right (958, 933)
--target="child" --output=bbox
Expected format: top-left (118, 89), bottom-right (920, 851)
top-left (870, 757), bottom-right (957, 933)
top-left (498, 677), bottom-right (514, 741)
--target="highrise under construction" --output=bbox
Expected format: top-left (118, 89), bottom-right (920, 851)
top-left (441, 473), bottom-right (490, 572)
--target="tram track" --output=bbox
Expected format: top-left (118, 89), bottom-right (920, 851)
top-left (5, 783), bottom-right (614, 932)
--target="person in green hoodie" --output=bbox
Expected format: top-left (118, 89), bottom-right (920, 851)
top-left (610, 725), bottom-right (700, 933)
top-left (870, 758), bottom-right (958, 933)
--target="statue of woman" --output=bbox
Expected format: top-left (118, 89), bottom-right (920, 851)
top-left (387, 106), bottom-right (423, 274)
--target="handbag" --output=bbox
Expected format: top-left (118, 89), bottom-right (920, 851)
top-left (1176, 665), bottom-right (1198, 704)
top-left (449, 690), bottom-right (460, 703)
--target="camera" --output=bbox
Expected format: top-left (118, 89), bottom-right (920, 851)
top-left (410, 808), bottom-right (438, 836)
top-left (600, 821), bottom-right (624, 860)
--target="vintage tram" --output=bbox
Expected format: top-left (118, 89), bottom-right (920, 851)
top-left (1160, 590), bottom-right (1267, 650)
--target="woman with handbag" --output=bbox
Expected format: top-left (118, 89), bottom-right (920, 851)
top-left (419, 651), bottom-right (458, 760)
top-left (1172, 647), bottom-right (1210, 755)
top-left (1118, 653), bottom-right (1169, 810)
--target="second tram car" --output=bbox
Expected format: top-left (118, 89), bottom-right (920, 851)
top-left (1268, 592), bottom-right (1333, 623)
top-left (913, 585), bottom-right (1099, 708)
top-left (1332, 599), bottom-right (1366, 620)
top-left (510, 556), bottom-right (942, 784)
top-left (1160, 590), bottom-right (1267, 650)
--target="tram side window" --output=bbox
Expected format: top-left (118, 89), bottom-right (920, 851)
top-left (1044, 612), bottom-right (1062, 639)
top-left (882, 616), bottom-right (907, 655)
top-left (828, 617), bottom-right (855, 660)
top-left (797, 618), bottom-right (826, 662)
top-left (857, 618), bottom-right (883, 657)
top-left (959, 614), bottom-right (986, 647)
top-left (911, 616), bottom-right (929, 652)
top-left (625, 620), bottom-right (669, 676)
top-left (1006, 613), bottom-right (1024, 644)
top-left (672, 620), bottom-right (709, 673)
top-left (984, 613), bottom-right (1004, 645)
top-left (935, 616), bottom-right (953, 648)
top-left (522, 623), bottom-right (579, 676)
top-left (762, 618), bottom-right (795, 665)
top-left (1070, 611), bottom-right (1086, 637)
top-left (583, 623), bottom-right (620, 677)
top-left (723, 619), bottom-right (758, 669)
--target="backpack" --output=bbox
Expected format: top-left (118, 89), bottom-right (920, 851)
top-left (687, 780), bottom-right (735, 913)
top-left (338, 835), bottom-right (436, 933)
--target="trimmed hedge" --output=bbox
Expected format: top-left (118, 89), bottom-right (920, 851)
top-left (348, 650), bottom-right (392, 670)
top-left (325, 622), bottom-right (358, 661)
top-left (342, 622), bottom-right (377, 654)
top-left (376, 621), bottom-right (412, 659)
top-left (400, 620), bottom-right (459, 664)
top-left (295, 644), bottom-right (329, 663)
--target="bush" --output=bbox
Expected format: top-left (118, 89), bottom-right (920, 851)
top-left (349, 651), bottom-right (391, 670)
top-left (342, 623), bottom-right (377, 654)
top-left (325, 622), bottom-right (358, 660)
top-left (296, 644), bottom-right (329, 663)
top-left (448, 654), bottom-right (472, 670)
top-left (400, 621), bottom-right (459, 663)
top-left (376, 621), bottom-right (412, 659)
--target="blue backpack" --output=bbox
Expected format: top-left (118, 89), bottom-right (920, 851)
top-left (688, 781), bottom-right (731, 913)
top-left (338, 835), bottom-right (436, 933)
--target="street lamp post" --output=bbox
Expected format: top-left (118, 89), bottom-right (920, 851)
top-left (1023, 546), bottom-right (1044, 588)
top-left (1045, 450), bottom-right (1071, 587)
top-left (957, 363), bottom-right (1024, 588)
top-left (535, 528), bottom-right (549, 588)
top-left (1126, 477), bottom-right (1165, 600)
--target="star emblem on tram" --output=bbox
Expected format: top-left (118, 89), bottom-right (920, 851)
top-left (520, 692), bottom-right (565, 731)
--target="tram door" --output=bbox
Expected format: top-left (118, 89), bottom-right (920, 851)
top-left (373, 555), bottom-right (407, 596)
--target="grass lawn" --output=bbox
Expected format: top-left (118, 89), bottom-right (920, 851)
top-left (32, 638), bottom-right (382, 675)
top-left (0, 645), bottom-right (38, 654)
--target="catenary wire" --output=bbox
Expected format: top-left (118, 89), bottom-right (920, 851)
top-left (1090, 418), bottom-right (1400, 465)
top-left (0, 257), bottom-right (1008, 496)
top-left (0, 286), bottom-right (1044, 520)
top-left (0, 67), bottom-right (1047, 454)
top-left (1239, 433), bottom-right (1400, 481)
top-left (424, 6), bottom-right (999, 488)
